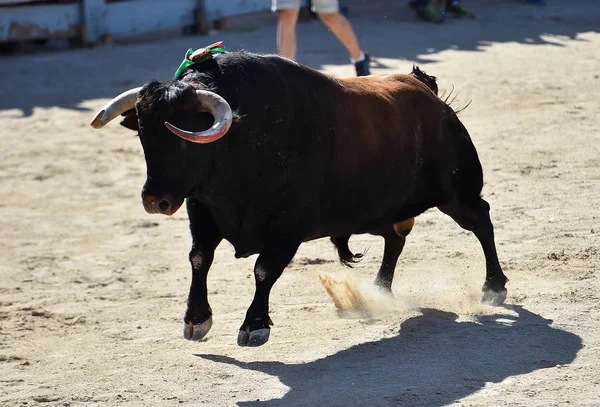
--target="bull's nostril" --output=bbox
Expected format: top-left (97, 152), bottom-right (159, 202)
top-left (158, 200), bottom-right (171, 212)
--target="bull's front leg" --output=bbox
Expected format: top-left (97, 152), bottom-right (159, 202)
top-left (237, 242), bottom-right (300, 347)
top-left (183, 199), bottom-right (222, 341)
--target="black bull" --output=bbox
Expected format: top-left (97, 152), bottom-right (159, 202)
top-left (90, 52), bottom-right (508, 347)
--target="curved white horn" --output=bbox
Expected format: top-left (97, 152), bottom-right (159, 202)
top-left (90, 87), bottom-right (143, 129)
top-left (164, 90), bottom-right (233, 144)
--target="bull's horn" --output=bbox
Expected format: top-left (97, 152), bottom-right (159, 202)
top-left (164, 90), bottom-right (233, 144)
top-left (90, 87), bottom-right (143, 129)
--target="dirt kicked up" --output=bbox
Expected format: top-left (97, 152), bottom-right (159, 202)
top-left (0, 0), bottom-right (599, 406)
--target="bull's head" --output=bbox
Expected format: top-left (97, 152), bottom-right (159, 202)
top-left (90, 82), bottom-right (233, 216)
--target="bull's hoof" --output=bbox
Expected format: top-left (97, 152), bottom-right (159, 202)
top-left (183, 317), bottom-right (212, 341)
top-left (481, 288), bottom-right (507, 306)
top-left (237, 328), bottom-right (270, 347)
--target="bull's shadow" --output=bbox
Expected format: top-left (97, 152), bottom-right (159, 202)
top-left (197, 305), bottom-right (581, 407)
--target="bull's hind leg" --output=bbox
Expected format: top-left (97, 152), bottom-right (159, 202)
top-left (438, 197), bottom-right (508, 305)
top-left (373, 218), bottom-right (414, 292)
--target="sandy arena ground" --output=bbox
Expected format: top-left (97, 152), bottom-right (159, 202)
top-left (1, 0), bottom-right (599, 405)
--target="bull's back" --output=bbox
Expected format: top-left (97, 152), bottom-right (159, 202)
top-left (322, 74), bottom-right (450, 231)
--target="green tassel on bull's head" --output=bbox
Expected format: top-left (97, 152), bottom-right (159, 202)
top-left (174, 41), bottom-right (226, 78)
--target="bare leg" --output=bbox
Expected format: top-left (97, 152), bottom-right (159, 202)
top-left (276, 8), bottom-right (300, 59)
top-left (318, 12), bottom-right (362, 60)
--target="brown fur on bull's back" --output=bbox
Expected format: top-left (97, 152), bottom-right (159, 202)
top-left (319, 73), bottom-right (453, 231)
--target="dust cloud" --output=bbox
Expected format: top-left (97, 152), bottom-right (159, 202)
top-left (319, 269), bottom-right (497, 318)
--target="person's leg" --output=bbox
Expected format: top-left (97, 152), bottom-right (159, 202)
top-left (272, 0), bottom-right (301, 59)
top-left (277, 9), bottom-right (300, 59)
top-left (313, 0), bottom-right (370, 76)
top-left (317, 12), bottom-right (362, 61)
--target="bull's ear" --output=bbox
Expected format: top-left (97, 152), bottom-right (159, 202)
top-left (119, 109), bottom-right (139, 131)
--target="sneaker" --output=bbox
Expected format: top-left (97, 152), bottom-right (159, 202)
top-left (354, 53), bottom-right (371, 76)
top-left (417, 5), bottom-right (444, 23)
top-left (446, 3), bottom-right (475, 18)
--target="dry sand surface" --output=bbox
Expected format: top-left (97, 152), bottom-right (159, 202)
top-left (1, 0), bottom-right (599, 405)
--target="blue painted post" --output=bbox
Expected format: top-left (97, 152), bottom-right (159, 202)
top-left (193, 0), bottom-right (209, 35)
top-left (81, 0), bottom-right (108, 44)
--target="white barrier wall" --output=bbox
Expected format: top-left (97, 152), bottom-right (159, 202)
top-left (0, 0), bottom-right (292, 44)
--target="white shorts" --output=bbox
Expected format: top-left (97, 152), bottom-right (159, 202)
top-left (272, 0), bottom-right (339, 14)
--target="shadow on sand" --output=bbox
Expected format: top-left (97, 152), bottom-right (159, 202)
top-left (0, 0), bottom-right (597, 117)
top-left (197, 305), bottom-right (581, 406)
top-left (328, 0), bottom-right (600, 66)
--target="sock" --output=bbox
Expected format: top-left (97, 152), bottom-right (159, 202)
top-left (351, 51), bottom-right (365, 64)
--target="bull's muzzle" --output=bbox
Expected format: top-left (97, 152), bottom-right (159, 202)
top-left (142, 194), bottom-right (182, 216)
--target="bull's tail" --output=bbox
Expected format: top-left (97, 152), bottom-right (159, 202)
top-left (440, 86), bottom-right (472, 114)
top-left (330, 236), bottom-right (367, 268)
top-left (411, 66), bottom-right (472, 114)
top-left (409, 65), bottom-right (438, 95)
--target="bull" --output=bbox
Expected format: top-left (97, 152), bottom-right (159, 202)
top-left (90, 49), bottom-right (508, 347)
